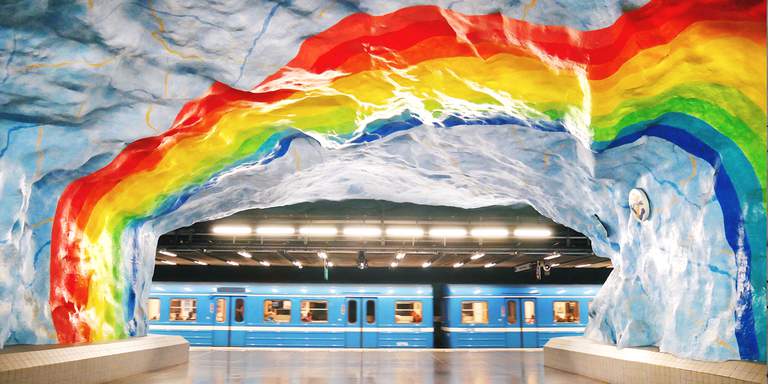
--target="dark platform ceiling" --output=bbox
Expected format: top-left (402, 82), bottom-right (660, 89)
top-left (154, 200), bottom-right (610, 284)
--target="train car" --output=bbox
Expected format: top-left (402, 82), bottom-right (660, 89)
top-left (441, 284), bottom-right (599, 348)
top-left (147, 282), bottom-right (434, 348)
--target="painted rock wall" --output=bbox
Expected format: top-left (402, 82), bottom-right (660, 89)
top-left (0, 0), bottom-right (764, 361)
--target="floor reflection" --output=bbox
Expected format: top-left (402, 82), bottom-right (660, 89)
top-left (109, 349), bottom-right (603, 384)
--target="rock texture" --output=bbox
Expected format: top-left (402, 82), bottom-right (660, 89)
top-left (0, 0), bottom-right (764, 362)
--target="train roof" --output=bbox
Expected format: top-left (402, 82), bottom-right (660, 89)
top-left (150, 282), bottom-right (433, 296)
top-left (442, 284), bottom-right (600, 297)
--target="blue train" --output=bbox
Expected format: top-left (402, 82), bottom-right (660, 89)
top-left (441, 284), bottom-right (597, 348)
top-left (147, 282), bottom-right (599, 348)
top-left (147, 283), bottom-right (434, 347)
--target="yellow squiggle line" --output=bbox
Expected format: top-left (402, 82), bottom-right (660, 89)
top-left (163, 71), bottom-right (170, 98)
top-left (679, 155), bottom-right (698, 188)
top-left (33, 126), bottom-right (44, 179)
top-left (148, 1), bottom-right (202, 60)
top-left (22, 57), bottom-right (114, 71)
top-left (522, 0), bottom-right (538, 20)
top-left (145, 105), bottom-right (158, 132)
top-left (31, 217), bottom-right (53, 229)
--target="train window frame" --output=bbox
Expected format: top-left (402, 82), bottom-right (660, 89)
top-left (460, 301), bottom-right (488, 324)
top-left (506, 301), bottom-right (517, 324)
top-left (215, 298), bottom-right (227, 323)
top-left (234, 298), bottom-right (245, 323)
top-left (347, 300), bottom-right (358, 324)
top-left (301, 300), bottom-right (329, 323)
top-left (394, 301), bottom-right (423, 324)
top-left (553, 301), bottom-right (580, 323)
top-left (264, 299), bottom-right (292, 323)
top-left (365, 300), bottom-right (376, 324)
top-left (169, 298), bottom-right (197, 322)
top-left (148, 298), bottom-right (161, 321)
top-left (524, 300), bottom-right (536, 324)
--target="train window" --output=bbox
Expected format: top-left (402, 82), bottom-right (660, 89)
top-left (234, 298), bottom-right (245, 322)
top-left (366, 300), bottom-right (375, 324)
top-left (148, 298), bottom-right (160, 321)
top-left (301, 301), bottom-right (328, 322)
top-left (553, 301), bottom-right (580, 323)
top-left (524, 301), bottom-right (536, 324)
top-left (169, 298), bottom-right (197, 321)
top-left (461, 301), bottom-right (488, 324)
top-left (347, 300), bottom-right (357, 324)
top-left (264, 299), bottom-right (292, 322)
top-left (215, 298), bottom-right (227, 322)
top-left (507, 301), bottom-right (517, 324)
top-left (395, 301), bottom-right (423, 324)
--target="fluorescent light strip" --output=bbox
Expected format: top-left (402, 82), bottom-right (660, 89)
top-left (470, 252), bottom-right (485, 260)
top-left (575, 264), bottom-right (591, 268)
top-left (385, 227), bottom-right (424, 238)
top-left (226, 260), bottom-right (239, 266)
top-left (317, 251), bottom-right (328, 259)
top-left (326, 261), bottom-right (334, 267)
top-left (161, 260), bottom-right (176, 265)
top-left (158, 250), bottom-right (177, 257)
top-left (395, 252), bottom-right (406, 260)
top-left (421, 261), bottom-right (432, 268)
top-left (255, 226), bottom-right (295, 236)
top-left (299, 226), bottom-right (337, 236)
top-left (453, 262), bottom-right (464, 268)
top-left (544, 253), bottom-right (561, 260)
top-left (259, 260), bottom-right (270, 267)
top-left (193, 261), bottom-right (207, 266)
top-left (212, 225), bottom-right (251, 235)
top-left (484, 262), bottom-right (496, 268)
top-left (237, 251), bottom-right (252, 258)
top-left (429, 227), bottom-right (467, 238)
top-left (470, 228), bottom-right (509, 238)
top-left (390, 261), bottom-right (398, 268)
top-left (342, 226), bottom-right (382, 237)
top-left (513, 228), bottom-right (552, 238)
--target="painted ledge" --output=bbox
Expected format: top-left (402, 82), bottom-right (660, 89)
top-left (0, 335), bottom-right (188, 384)
top-left (544, 336), bottom-right (767, 384)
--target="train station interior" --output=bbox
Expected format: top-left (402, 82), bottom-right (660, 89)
top-left (0, 0), bottom-right (766, 383)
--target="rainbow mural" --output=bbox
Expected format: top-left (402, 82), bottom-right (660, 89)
top-left (47, 0), bottom-right (765, 360)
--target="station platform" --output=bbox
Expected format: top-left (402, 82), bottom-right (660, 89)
top-left (108, 348), bottom-right (600, 383)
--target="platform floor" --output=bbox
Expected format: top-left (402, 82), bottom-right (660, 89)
top-left (109, 348), bottom-right (602, 384)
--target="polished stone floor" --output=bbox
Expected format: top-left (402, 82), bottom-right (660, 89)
top-left (109, 348), bottom-right (603, 384)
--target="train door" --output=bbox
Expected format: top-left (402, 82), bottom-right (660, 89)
top-left (521, 298), bottom-right (538, 347)
top-left (344, 298), bottom-right (362, 347)
top-left (212, 296), bottom-right (246, 347)
top-left (229, 297), bottom-right (246, 347)
top-left (362, 298), bottom-right (378, 347)
top-left (505, 299), bottom-right (522, 348)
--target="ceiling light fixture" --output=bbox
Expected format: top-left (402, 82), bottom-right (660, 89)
top-left (212, 225), bottom-right (251, 235)
top-left (395, 251), bottom-right (406, 260)
top-left (544, 252), bottom-right (561, 260)
top-left (470, 252), bottom-right (485, 260)
top-left (237, 251), bottom-right (252, 258)
top-left (193, 260), bottom-right (207, 266)
top-left (453, 261), bottom-right (465, 268)
top-left (259, 260), bottom-right (270, 267)
top-left (226, 260), bottom-right (239, 266)
top-left (429, 227), bottom-right (467, 238)
top-left (390, 261), bottom-right (398, 268)
top-left (550, 263), bottom-right (560, 267)
top-left (161, 260), bottom-right (176, 265)
top-left (158, 250), bottom-right (177, 257)
top-left (470, 228), bottom-right (509, 238)
top-left (575, 264), bottom-right (592, 268)
top-left (343, 226), bottom-right (382, 237)
top-left (317, 251), bottom-right (328, 259)
top-left (255, 225), bottom-right (295, 236)
top-left (513, 227), bottom-right (552, 238)
top-left (292, 260), bottom-right (303, 268)
top-left (421, 261), bottom-right (432, 268)
top-left (299, 226), bottom-right (338, 236)
top-left (385, 227), bottom-right (425, 238)
top-left (484, 262), bottom-right (496, 268)
top-left (326, 261), bottom-right (334, 267)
